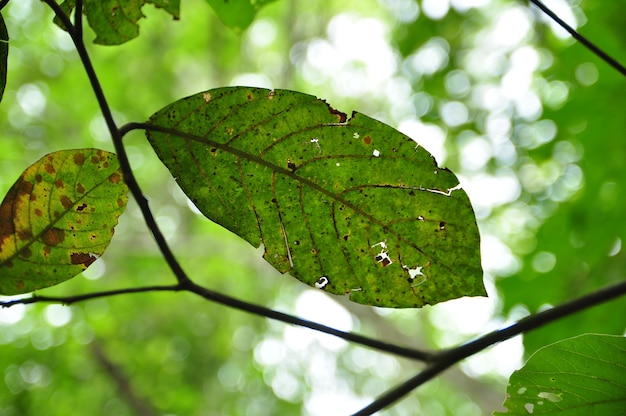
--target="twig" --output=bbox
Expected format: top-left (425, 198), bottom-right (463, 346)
top-left (353, 278), bottom-right (626, 415)
top-left (0, 285), bottom-right (180, 307)
top-left (91, 341), bottom-right (157, 416)
top-left (41, 0), bottom-right (193, 287)
top-left (0, 282), bottom-right (433, 361)
top-left (529, 0), bottom-right (626, 77)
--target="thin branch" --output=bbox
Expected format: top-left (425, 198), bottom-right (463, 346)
top-left (42, 0), bottom-right (193, 288)
top-left (0, 285), bottom-right (181, 307)
top-left (0, 281), bottom-right (433, 361)
top-left (353, 278), bottom-right (626, 415)
top-left (74, 0), bottom-right (83, 41)
top-left (529, 0), bottom-right (626, 77)
top-left (186, 281), bottom-right (434, 361)
top-left (91, 341), bottom-right (157, 416)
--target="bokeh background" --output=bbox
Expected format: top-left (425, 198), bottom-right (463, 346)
top-left (1, 0), bottom-right (625, 414)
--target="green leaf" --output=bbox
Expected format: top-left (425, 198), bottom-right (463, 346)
top-left (0, 13), bottom-right (8, 103)
top-left (204, 0), bottom-right (278, 31)
top-left (0, 149), bottom-right (129, 295)
top-left (497, 334), bottom-right (626, 416)
top-left (145, 87), bottom-right (484, 308)
top-left (55, 0), bottom-right (180, 45)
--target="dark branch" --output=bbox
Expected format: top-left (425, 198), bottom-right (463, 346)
top-left (529, 0), bottom-right (626, 77)
top-left (0, 285), bottom-right (181, 307)
top-left (0, 282), bottom-right (433, 361)
top-left (42, 0), bottom-right (193, 288)
top-left (91, 341), bottom-right (157, 416)
top-left (354, 278), bottom-right (626, 415)
top-left (74, 0), bottom-right (83, 41)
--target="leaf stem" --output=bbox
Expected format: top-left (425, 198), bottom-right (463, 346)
top-left (353, 278), bottom-right (626, 415)
top-left (529, 0), bottom-right (626, 77)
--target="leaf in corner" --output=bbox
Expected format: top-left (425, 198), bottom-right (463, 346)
top-left (145, 87), bottom-right (484, 308)
top-left (497, 334), bottom-right (626, 416)
top-left (0, 13), bottom-right (8, 103)
top-left (54, 0), bottom-right (180, 45)
top-left (204, 0), bottom-right (278, 31)
top-left (0, 149), bottom-right (129, 295)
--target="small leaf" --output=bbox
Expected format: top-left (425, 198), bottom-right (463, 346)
top-left (204, 0), bottom-right (278, 31)
top-left (497, 334), bottom-right (626, 415)
top-left (54, 0), bottom-right (180, 45)
top-left (146, 87), bottom-right (484, 308)
top-left (0, 149), bottom-right (129, 295)
top-left (0, 13), bottom-right (8, 103)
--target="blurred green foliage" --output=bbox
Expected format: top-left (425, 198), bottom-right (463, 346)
top-left (0, 0), bottom-right (624, 415)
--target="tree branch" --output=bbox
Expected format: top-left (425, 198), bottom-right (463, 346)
top-left (41, 0), bottom-right (193, 288)
top-left (0, 281), bottom-right (433, 361)
top-left (529, 0), bottom-right (626, 77)
top-left (353, 278), bottom-right (626, 415)
top-left (91, 341), bottom-right (157, 416)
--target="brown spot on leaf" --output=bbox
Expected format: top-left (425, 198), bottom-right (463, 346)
top-left (35, 174), bottom-right (43, 182)
top-left (247, 93), bottom-right (253, 100)
top-left (76, 203), bottom-right (88, 212)
top-left (20, 180), bottom-right (34, 196)
top-left (91, 156), bottom-right (100, 164)
top-left (21, 247), bottom-right (32, 258)
top-left (109, 172), bottom-right (121, 184)
top-left (54, 179), bottom-right (64, 189)
top-left (34, 208), bottom-right (43, 217)
top-left (60, 195), bottom-right (73, 210)
top-left (42, 227), bottom-right (65, 245)
top-left (17, 229), bottom-right (33, 241)
top-left (363, 136), bottom-right (372, 145)
top-left (117, 198), bottom-right (124, 208)
top-left (71, 252), bottom-right (97, 268)
top-left (44, 164), bottom-right (56, 174)
top-left (76, 183), bottom-right (86, 194)
top-left (74, 153), bottom-right (86, 166)
top-left (43, 245), bottom-right (51, 256)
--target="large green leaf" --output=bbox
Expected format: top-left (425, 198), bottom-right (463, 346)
top-left (497, 334), bottom-right (626, 415)
top-left (204, 0), bottom-right (278, 31)
top-left (0, 149), bottom-right (129, 295)
top-left (55, 0), bottom-right (180, 45)
top-left (145, 87), bottom-right (484, 308)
